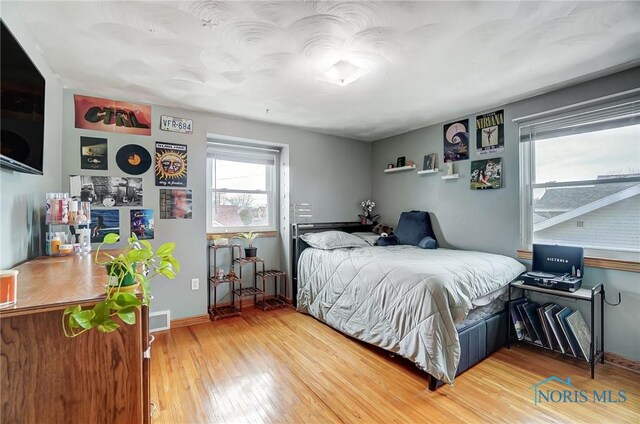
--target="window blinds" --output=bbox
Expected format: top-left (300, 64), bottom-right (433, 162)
top-left (206, 142), bottom-right (279, 165)
top-left (516, 93), bottom-right (640, 142)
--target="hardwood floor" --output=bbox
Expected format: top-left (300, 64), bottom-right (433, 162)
top-left (151, 307), bottom-right (639, 423)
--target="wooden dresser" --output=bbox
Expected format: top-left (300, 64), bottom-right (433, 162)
top-left (0, 253), bottom-right (150, 423)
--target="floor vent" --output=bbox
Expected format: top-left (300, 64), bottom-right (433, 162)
top-left (149, 310), bottom-right (171, 332)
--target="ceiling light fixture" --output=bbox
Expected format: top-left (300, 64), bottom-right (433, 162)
top-left (317, 60), bottom-right (369, 86)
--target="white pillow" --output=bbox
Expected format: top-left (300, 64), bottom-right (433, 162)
top-left (351, 232), bottom-right (380, 246)
top-left (300, 231), bottom-right (370, 250)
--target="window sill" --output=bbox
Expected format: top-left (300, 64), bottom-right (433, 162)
top-left (207, 231), bottom-right (278, 240)
top-left (516, 249), bottom-right (640, 273)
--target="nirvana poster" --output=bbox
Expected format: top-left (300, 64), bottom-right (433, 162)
top-left (470, 158), bottom-right (502, 190)
top-left (130, 209), bottom-right (154, 240)
top-left (74, 94), bottom-right (151, 136)
top-left (155, 142), bottom-right (187, 187)
top-left (443, 120), bottom-right (469, 162)
top-left (476, 109), bottom-right (504, 155)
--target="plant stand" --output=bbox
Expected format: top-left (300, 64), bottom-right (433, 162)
top-left (207, 243), bottom-right (243, 320)
top-left (255, 270), bottom-right (289, 311)
top-left (233, 257), bottom-right (265, 308)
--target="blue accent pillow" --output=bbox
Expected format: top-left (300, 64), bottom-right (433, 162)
top-left (395, 211), bottom-right (437, 247)
top-left (418, 236), bottom-right (438, 249)
top-left (375, 234), bottom-right (399, 246)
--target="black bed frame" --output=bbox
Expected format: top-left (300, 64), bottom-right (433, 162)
top-left (291, 222), bottom-right (508, 391)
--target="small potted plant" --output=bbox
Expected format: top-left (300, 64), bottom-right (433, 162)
top-left (62, 233), bottom-right (180, 337)
top-left (235, 231), bottom-right (261, 258)
top-left (359, 200), bottom-right (380, 224)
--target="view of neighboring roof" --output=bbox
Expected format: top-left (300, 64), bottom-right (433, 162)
top-left (535, 175), bottom-right (640, 212)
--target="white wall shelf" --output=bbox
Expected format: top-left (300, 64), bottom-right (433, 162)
top-left (441, 174), bottom-right (460, 180)
top-left (384, 165), bottom-right (416, 173)
top-left (417, 169), bottom-right (439, 175)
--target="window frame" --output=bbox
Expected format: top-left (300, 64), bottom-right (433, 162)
top-left (517, 91), bottom-right (640, 265)
top-left (206, 144), bottom-right (279, 233)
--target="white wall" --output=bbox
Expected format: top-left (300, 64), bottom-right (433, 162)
top-left (371, 67), bottom-right (640, 361)
top-left (60, 90), bottom-right (371, 320)
top-left (0, 4), bottom-right (63, 268)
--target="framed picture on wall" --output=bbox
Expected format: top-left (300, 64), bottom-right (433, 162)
top-left (443, 120), bottom-right (469, 162)
top-left (470, 158), bottom-right (502, 190)
top-left (423, 153), bottom-right (437, 170)
top-left (476, 109), bottom-right (505, 155)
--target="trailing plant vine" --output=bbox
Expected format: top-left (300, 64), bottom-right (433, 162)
top-left (62, 233), bottom-right (180, 337)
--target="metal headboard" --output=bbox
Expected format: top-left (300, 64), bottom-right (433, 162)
top-left (291, 222), bottom-right (372, 307)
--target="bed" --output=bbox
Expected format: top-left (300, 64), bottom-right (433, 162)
top-left (291, 222), bottom-right (525, 389)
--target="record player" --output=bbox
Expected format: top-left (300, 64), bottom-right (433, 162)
top-left (521, 244), bottom-right (584, 292)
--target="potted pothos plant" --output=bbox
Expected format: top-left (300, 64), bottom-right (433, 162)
top-left (62, 233), bottom-right (180, 337)
top-left (235, 231), bottom-right (261, 258)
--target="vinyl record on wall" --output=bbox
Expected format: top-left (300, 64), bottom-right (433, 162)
top-left (116, 144), bottom-right (151, 175)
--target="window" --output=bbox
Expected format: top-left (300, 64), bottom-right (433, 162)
top-left (518, 93), bottom-right (640, 261)
top-left (206, 144), bottom-right (279, 232)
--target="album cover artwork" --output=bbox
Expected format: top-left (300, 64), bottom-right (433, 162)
top-left (443, 120), bottom-right (469, 162)
top-left (116, 144), bottom-right (151, 175)
top-left (476, 109), bottom-right (504, 155)
top-left (69, 175), bottom-right (143, 207)
top-left (74, 94), bottom-right (151, 135)
top-left (90, 209), bottom-right (119, 243)
top-left (470, 158), bottom-right (502, 190)
top-left (130, 209), bottom-right (154, 240)
top-left (80, 137), bottom-right (108, 170)
top-left (155, 142), bottom-right (187, 187)
top-left (159, 189), bottom-right (192, 219)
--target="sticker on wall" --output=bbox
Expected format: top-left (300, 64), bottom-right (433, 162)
top-left (130, 209), bottom-right (154, 240)
top-left (155, 142), bottom-right (187, 187)
top-left (80, 136), bottom-right (108, 170)
top-left (69, 175), bottom-right (143, 207)
top-left (160, 115), bottom-right (193, 134)
top-left (115, 144), bottom-right (152, 175)
top-left (90, 209), bottom-right (119, 243)
top-left (74, 94), bottom-right (151, 136)
top-left (476, 109), bottom-right (504, 156)
top-left (470, 158), bottom-right (502, 190)
top-left (443, 120), bottom-right (469, 162)
top-left (159, 189), bottom-right (192, 219)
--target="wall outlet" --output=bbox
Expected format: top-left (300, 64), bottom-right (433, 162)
top-left (191, 278), bottom-right (199, 290)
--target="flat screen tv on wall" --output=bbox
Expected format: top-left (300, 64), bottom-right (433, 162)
top-left (0, 20), bottom-right (46, 175)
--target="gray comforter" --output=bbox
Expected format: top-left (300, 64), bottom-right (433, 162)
top-left (297, 245), bottom-right (526, 384)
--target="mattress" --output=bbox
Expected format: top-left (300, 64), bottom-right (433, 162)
top-left (456, 296), bottom-right (506, 331)
top-left (297, 245), bottom-right (526, 383)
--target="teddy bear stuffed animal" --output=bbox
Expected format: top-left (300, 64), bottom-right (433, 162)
top-left (372, 223), bottom-right (394, 237)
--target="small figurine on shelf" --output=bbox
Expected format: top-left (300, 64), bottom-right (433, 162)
top-left (227, 269), bottom-right (237, 280)
top-left (216, 268), bottom-right (225, 280)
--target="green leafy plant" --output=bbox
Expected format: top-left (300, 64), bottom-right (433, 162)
top-left (62, 233), bottom-right (180, 337)
top-left (234, 231), bottom-right (262, 247)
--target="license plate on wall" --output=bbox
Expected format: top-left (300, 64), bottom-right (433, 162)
top-left (160, 115), bottom-right (193, 134)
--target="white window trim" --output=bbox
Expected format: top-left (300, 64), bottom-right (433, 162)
top-left (206, 143), bottom-right (279, 233)
top-left (516, 91), bottom-right (640, 262)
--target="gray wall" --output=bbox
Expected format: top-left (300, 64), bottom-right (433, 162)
top-left (0, 5), bottom-right (63, 269)
top-left (371, 67), bottom-right (640, 360)
top-left (60, 90), bottom-right (371, 320)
